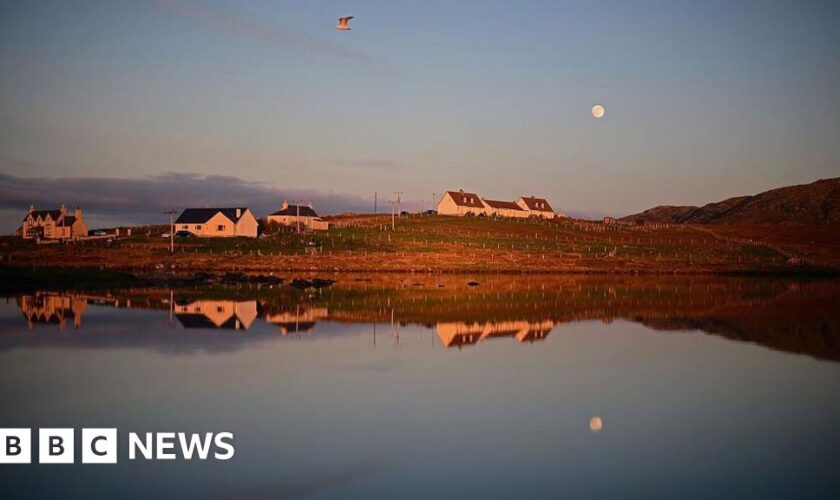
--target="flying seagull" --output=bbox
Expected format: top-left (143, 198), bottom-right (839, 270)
top-left (336, 16), bottom-right (354, 31)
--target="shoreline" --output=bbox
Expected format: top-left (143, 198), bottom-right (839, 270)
top-left (2, 264), bottom-right (837, 294)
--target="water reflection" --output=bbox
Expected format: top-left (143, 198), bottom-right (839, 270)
top-left (436, 320), bottom-right (553, 348)
top-left (175, 299), bottom-right (259, 330)
top-left (18, 292), bottom-right (88, 330)
top-left (2, 276), bottom-right (839, 499)
top-left (5, 275), bottom-right (839, 361)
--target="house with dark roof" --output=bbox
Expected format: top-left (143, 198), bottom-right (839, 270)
top-left (175, 207), bottom-right (258, 238)
top-left (437, 188), bottom-right (562, 219)
top-left (20, 204), bottom-right (88, 240)
top-left (437, 189), bottom-right (487, 216)
top-left (516, 196), bottom-right (558, 218)
top-left (265, 201), bottom-right (330, 231)
top-left (482, 199), bottom-right (528, 219)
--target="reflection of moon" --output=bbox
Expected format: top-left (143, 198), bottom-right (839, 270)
top-left (589, 416), bottom-right (603, 433)
top-left (592, 104), bottom-right (605, 119)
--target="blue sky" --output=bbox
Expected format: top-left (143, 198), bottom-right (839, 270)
top-left (1, 0), bottom-right (839, 228)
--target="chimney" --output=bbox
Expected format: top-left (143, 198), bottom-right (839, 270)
top-left (308, 202), bottom-right (313, 209)
top-left (75, 206), bottom-right (82, 219)
top-left (236, 208), bottom-right (242, 218)
top-left (282, 200), bottom-right (288, 210)
top-left (29, 204), bottom-right (34, 214)
top-left (60, 204), bottom-right (67, 216)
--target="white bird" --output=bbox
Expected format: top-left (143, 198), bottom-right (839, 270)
top-left (336, 16), bottom-right (354, 31)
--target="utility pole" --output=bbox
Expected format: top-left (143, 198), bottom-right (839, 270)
top-left (163, 210), bottom-right (177, 253)
top-left (390, 195), bottom-right (396, 231)
top-left (295, 199), bottom-right (301, 234)
top-left (395, 191), bottom-right (403, 217)
top-left (374, 191), bottom-right (377, 214)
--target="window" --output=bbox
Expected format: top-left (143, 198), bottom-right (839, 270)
top-left (217, 225), bottom-right (225, 231)
top-left (195, 225), bottom-right (202, 230)
top-left (182, 225), bottom-right (188, 230)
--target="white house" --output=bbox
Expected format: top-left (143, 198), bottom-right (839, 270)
top-left (516, 196), bottom-right (558, 218)
top-left (174, 208), bottom-right (258, 238)
top-left (436, 189), bottom-right (487, 216)
top-left (482, 199), bottom-right (529, 219)
top-left (265, 201), bottom-right (330, 231)
top-left (20, 204), bottom-right (88, 240)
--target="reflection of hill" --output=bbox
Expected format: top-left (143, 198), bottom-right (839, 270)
top-left (638, 285), bottom-right (840, 361)
top-left (4, 276), bottom-right (839, 360)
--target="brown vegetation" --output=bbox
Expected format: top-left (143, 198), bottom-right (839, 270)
top-left (0, 214), bottom-right (837, 275)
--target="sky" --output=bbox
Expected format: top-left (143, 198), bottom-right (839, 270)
top-left (1, 0), bottom-right (839, 231)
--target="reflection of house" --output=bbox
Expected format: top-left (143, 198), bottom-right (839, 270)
top-left (174, 208), bottom-right (258, 238)
top-left (516, 321), bottom-right (553, 343)
top-left (266, 201), bottom-right (330, 231)
top-left (436, 320), bottom-right (554, 348)
top-left (264, 307), bottom-right (329, 335)
top-left (436, 322), bottom-right (483, 348)
top-left (18, 293), bottom-right (88, 329)
top-left (20, 204), bottom-right (88, 240)
top-left (174, 300), bottom-right (258, 330)
top-left (436, 189), bottom-right (486, 216)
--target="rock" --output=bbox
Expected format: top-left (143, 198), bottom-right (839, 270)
top-left (311, 278), bottom-right (336, 288)
top-left (255, 274), bottom-right (284, 285)
top-left (290, 278), bottom-right (313, 289)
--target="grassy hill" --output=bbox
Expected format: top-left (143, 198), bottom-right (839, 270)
top-left (622, 177), bottom-right (840, 225)
top-left (3, 214), bottom-right (837, 276)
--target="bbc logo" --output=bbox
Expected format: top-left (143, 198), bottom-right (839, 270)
top-left (0, 428), bottom-right (117, 464)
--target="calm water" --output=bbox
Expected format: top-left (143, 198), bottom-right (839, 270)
top-left (1, 276), bottom-right (838, 499)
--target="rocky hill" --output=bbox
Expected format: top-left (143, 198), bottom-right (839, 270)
top-left (622, 177), bottom-right (840, 225)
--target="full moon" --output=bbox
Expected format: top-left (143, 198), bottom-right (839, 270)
top-left (589, 416), bottom-right (603, 433)
top-left (592, 104), bottom-right (605, 119)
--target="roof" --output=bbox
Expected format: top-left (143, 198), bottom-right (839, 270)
top-left (24, 210), bottom-right (61, 221)
top-left (175, 208), bottom-right (249, 224)
top-left (483, 199), bottom-right (524, 210)
top-left (175, 313), bottom-right (244, 330)
top-left (519, 196), bottom-right (554, 212)
top-left (270, 205), bottom-right (318, 217)
top-left (446, 190), bottom-right (484, 208)
top-left (63, 216), bottom-right (77, 225)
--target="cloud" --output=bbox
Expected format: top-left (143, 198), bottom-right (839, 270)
top-left (0, 172), bottom-right (373, 232)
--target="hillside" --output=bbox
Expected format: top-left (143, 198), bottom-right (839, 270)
top-left (622, 177), bottom-right (840, 225)
top-left (2, 213), bottom-right (838, 276)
